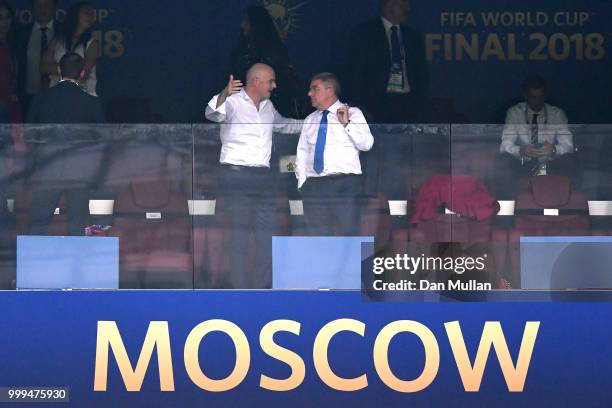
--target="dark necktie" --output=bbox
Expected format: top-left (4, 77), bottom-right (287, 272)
top-left (40, 26), bottom-right (50, 89)
top-left (40, 27), bottom-right (49, 56)
top-left (390, 26), bottom-right (402, 65)
top-left (313, 110), bottom-right (329, 174)
top-left (390, 26), bottom-right (405, 88)
top-left (530, 113), bottom-right (539, 144)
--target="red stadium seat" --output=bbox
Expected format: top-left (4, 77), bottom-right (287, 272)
top-left (508, 175), bottom-right (605, 286)
top-left (395, 175), bottom-right (508, 288)
top-left (111, 177), bottom-right (192, 288)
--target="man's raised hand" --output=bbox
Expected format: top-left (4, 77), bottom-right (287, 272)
top-left (224, 75), bottom-right (243, 97)
top-left (337, 104), bottom-right (350, 125)
top-left (216, 75), bottom-right (244, 108)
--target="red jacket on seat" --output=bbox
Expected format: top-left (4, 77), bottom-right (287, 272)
top-left (411, 175), bottom-right (499, 226)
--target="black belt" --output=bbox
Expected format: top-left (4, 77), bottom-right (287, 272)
top-left (305, 174), bottom-right (361, 181)
top-left (221, 164), bottom-right (270, 172)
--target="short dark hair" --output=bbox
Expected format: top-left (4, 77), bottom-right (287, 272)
top-left (522, 75), bottom-right (547, 92)
top-left (311, 72), bottom-right (341, 97)
top-left (59, 52), bottom-right (84, 79)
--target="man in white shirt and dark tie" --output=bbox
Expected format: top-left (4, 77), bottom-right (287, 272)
top-left (346, 0), bottom-right (428, 123)
top-left (295, 73), bottom-right (374, 236)
top-left (498, 75), bottom-right (576, 197)
top-left (18, 0), bottom-right (58, 114)
top-left (205, 63), bottom-right (302, 288)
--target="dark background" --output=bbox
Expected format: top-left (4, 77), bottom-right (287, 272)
top-left (12, 0), bottom-right (612, 123)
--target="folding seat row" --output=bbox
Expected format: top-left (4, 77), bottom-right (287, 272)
top-left (391, 174), bottom-right (610, 289)
top-left (3, 169), bottom-right (609, 290)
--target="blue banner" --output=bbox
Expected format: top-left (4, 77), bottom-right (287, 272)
top-left (1, 291), bottom-right (611, 406)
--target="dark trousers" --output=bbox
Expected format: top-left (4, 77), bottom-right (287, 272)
top-left (28, 187), bottom-right (90, 236)
top-left (0, 191), bottom-right (14, 248)
top-left (495, 153), bottom-right (578, 199)
top-left (300, 175), bottom-right (362, 236)
top-left (0, 150), bottom-right (14, 242)
top-left (22, 94), bottom-right (37, 120)
top-left (219, 165), bottom-right (276, 289)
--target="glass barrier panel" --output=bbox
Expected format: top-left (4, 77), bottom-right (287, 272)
top-left (192, 123), bottom-right (451, 290)
top-left (2, 123), bottom-right (609, 293)
top-left (448, 124), bottom-right (612, 290)
top-left (0, 124), bottom-right (194, 290)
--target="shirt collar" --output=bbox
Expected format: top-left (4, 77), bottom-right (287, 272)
top-left (34, 20), bottom-right (54, 31)
top-left (239, 88), bottom-right (269, 109)
top-left (59, 79), bottom-right (79, 86)
top-left (320, 99), bottom-right (343, 115)
top-left (238, 88), bottom-right (250, 100)
top-left (524, 102), bottom-right (547, 116)
top-left (381, 16), bottom-right (399, 33)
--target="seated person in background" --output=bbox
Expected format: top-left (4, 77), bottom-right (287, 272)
top-left (497, 75), bottom-right (576, 198)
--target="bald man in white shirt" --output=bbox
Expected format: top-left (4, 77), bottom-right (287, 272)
top-left (295, 73), bottom-right (374, 236)
top-left (205, 63), bottom-right (302, 288)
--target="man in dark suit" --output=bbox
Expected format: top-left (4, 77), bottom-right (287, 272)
top-left (346, 0), bottom-right (428, 123)
top-left (27, 52), bottom-right (105, 235)
top-left (27, 53), bottom-right (105, 123)
top-left (16, 0), bottom-right (60, 115)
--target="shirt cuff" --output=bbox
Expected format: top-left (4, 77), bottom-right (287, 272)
top-left (507, 145), bottom-right (521, 158)
top-left (297, 175), bottom-right (307, 190)
top-left (344, 121), bottom-right (358, 136)
top-left (207, 95), bottom-right (226, 115)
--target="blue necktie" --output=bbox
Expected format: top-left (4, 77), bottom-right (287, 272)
top-left (313, 110), bottom-right (328, 174)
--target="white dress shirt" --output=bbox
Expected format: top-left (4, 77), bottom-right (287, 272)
top-left (295, 100), bottom-right (374, 188)
top-left (26, 21), bottom-right (55, 95)
top-left (381, 16), bottom-right (411, 94)
top-left (205, 89), bottom-right (302, 167)
top-left (500, 102), bottom-right (574, 158)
